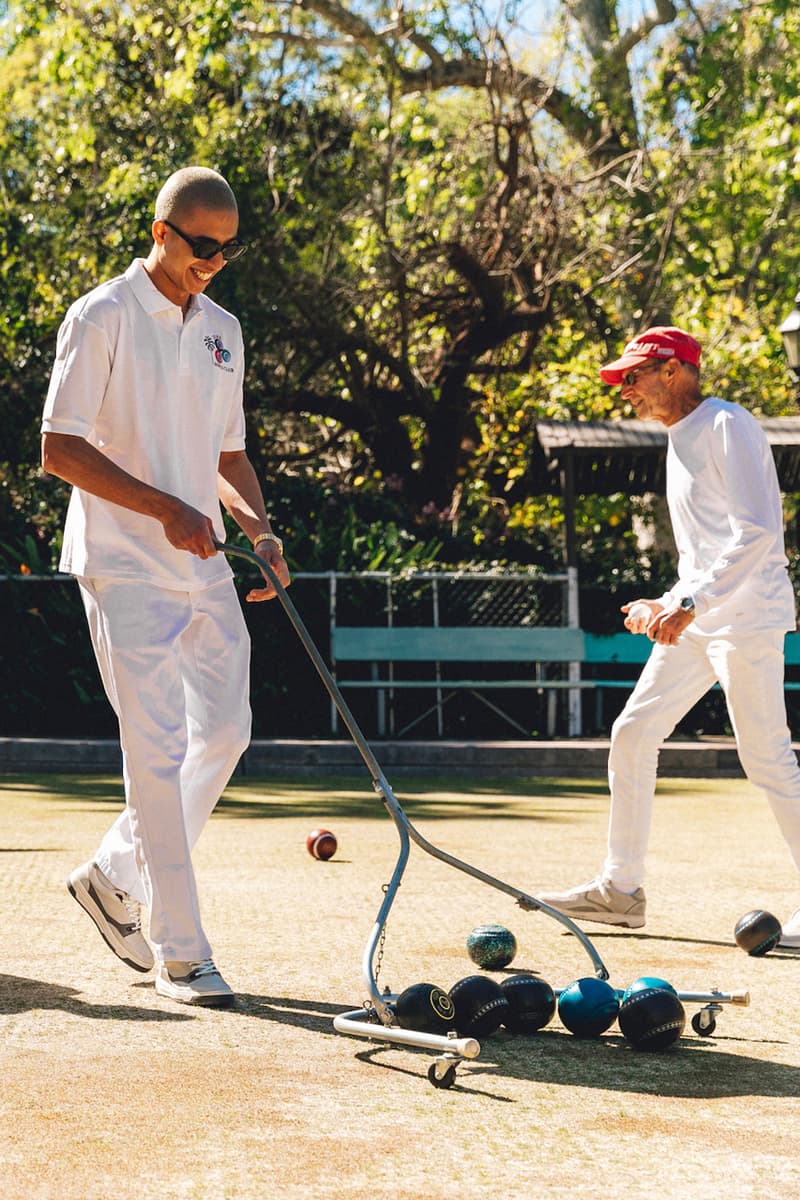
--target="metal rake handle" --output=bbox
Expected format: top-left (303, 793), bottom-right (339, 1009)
top-left (213, 539), bottom-right (387, 783)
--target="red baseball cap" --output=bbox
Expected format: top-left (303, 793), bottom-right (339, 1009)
top-left (599, 326), bottom-right (702, 385)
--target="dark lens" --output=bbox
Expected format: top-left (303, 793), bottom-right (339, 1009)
top-left (221, 241), bottom-right (247, 262)
top-left (191, 238), bottom-right (222, 260)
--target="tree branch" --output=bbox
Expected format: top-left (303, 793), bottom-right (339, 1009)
top-left (235, 4), bottom-right (617, 161)
top-left (615, 0), bottom-right (678, 61)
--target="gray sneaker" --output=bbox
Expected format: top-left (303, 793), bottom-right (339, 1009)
top-left (779, 908), bottom-right (800, 949)
top-left (536, 879), bottom-right (646, 929)
top-left (68, 860), bottom-right (154, 972)
top-left (155, 959), bottom-right (235, 1007)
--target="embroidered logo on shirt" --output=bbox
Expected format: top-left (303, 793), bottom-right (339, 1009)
top-left (204, 334), bottom-right (234, 372)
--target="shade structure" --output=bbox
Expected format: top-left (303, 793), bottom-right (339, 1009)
top-left (531, 416), bottom-right (800, 568)
top-left (533, 416), bottom-right (800, 498)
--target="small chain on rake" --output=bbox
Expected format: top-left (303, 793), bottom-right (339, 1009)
top-left (363, 883), bottom-right (391, 1024)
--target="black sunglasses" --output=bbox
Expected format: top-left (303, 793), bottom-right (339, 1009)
top-left (162, 219), bottom-right (248, 262)
top-left (622, 362), bottom-right (662, 387)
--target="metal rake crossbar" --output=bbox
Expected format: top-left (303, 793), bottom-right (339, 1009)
top-left (217, 541), bottom-right (750, 1085)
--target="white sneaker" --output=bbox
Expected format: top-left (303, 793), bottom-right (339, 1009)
top-left (536, 878), bottom-right (646, 929)
top-left (779, 909), bottom-right (800, 949)
top-left (155, 959), bottom-right (235, 1007)
top-left (68, 861), bottom-right (154, 972)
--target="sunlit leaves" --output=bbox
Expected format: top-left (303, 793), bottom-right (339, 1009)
top-left (2, 0), bottom-right (800, 570)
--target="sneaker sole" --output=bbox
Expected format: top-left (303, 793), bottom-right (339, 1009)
top-left (67, 876), bottom-right (154, 973)
top-left (538, 902), bottom-right (645, 929)
top-left (154, 980), bottom-right (235, 1008)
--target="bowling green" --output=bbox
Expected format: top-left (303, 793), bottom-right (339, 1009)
top-left (1, 772), bottom-right (798, 1199)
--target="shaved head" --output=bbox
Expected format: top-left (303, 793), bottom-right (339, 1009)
top-left (155, 167), bottom-right (238, 223)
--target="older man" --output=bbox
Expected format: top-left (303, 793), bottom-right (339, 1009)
top-left (538, 326), bottom-right (800, 947)
top-left (42, 167), bottom-right (290, 1003)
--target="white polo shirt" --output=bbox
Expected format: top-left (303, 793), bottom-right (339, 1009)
top-left (662, 397), bottom-right (796, 634)
top-left (42, 260), bottom-right (246, 590)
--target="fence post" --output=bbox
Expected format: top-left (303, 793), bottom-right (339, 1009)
top-left (329, 572), bottom-right (338, 735)
top-left (431, 576), bottom-right (443, 737)
top-left (567, 564), bottom-right (582, 737)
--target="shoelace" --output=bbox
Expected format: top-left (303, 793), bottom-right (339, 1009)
top-left (185, 959), bottom-right (217, 980)
top-left (118, 892), bottom-right (143, 932)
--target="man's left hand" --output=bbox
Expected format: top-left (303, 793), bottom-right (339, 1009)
top-left (647, 604), bottom-right (694, 646)
top-left (246, 544), bottom-right (291, 602)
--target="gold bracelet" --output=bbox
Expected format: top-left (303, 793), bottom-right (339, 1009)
top-left (253, 531), bottom-right (283, 556)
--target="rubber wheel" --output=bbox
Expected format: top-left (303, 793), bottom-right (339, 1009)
top-left (428, 1062), bottom-right (457, 1089)
top-left (691, 1011), bottom-right (716, 1037)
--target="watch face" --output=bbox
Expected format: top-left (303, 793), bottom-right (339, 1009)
top-left (680, 597), bottom-right (695, 612)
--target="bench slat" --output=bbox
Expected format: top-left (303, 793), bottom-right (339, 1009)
top-left (332, 625), bottom-right (585, 662)
top-left (586, 631), bottom-right (800, 666)
top-left (583, 631), bottom-right (651, 664)
top-left (785, 632), bottom-right (800, 665)
top-left (336, 678), bottom-right (596, 689)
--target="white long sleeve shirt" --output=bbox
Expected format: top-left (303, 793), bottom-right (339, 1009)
top-left (660, 397), bottom-right (796, 635)
top-left (42, 260), bottom-right (246, 590)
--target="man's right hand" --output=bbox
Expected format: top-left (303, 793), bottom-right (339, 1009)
top-left (160, 500), bottom-right (217, 558)
top-left (41, 434), bottom-right (219, 559)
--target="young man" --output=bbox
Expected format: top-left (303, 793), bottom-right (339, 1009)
top-left (41, 166), bottom-right (290, 1004)
top-left (537, 326), bottom-right (800, 948)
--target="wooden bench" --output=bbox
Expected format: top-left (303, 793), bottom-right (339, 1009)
top-left (581, 629), bottom-right (800, 729)
top-left (582, 632), bottom-right (652, 730)
top-left (331, 625), bottom-right (590, 737)
top-left (583, 632), bottom-right (651, 700)
top-left (332, 625), bottom-right (800, 737)
top-left (584, 631), bottom-right (800, 684)
top-left (785, 632), bottom-right (800, 682)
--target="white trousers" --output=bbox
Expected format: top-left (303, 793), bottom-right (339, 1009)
top-left (604, 629), bottom-right (800, 891)
top-left (78, 577), bottom-right (251, 962)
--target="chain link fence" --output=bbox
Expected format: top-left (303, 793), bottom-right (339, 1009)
top-left (5, 568), bottom-right (800, 740)
top-left (327, 569), bottom-right (570, 739)
top-left (0, 568), bottom-right (569, 740)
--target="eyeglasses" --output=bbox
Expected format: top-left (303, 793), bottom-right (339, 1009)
top-left (622, 362), bottom-right (662, 387)
top-left (162, 219), bottom-right (248, 262)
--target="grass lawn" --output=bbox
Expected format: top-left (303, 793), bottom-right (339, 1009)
top-left (1, 770), bottom-right (799, 1199)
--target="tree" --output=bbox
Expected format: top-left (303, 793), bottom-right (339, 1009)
top-left (650, 1), bottom-right (800, 404)
top-left (1, 0), bottom-right (798, 573)
top-left (223, 0), bottom-right (800, 557)
top-left (230, 0), bottom-right (685, 515)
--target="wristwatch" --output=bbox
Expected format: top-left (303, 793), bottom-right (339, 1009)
top-left (678, 595), bottom-right (696, 615)
top-left (253, 531), bottom-right (284, 556)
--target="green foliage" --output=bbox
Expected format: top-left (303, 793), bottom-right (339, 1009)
top-left (646, 3), bottom-right (800, 411)
top-left (4, 1), bottom-right (800, 740)
top-left (2, 0), bottom-right (799, 590)
top-left (222, 472), bottom-right (444, 573)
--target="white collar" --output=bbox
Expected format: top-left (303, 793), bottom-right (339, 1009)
top-left (125, 259), bottom-right (206, 319)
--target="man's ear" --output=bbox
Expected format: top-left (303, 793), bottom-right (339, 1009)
top-left (152, 219), bottom-right (167, 246)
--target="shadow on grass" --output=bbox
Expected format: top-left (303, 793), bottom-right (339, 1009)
top-left (483, 1028), bottom-right (800, 1099)
top-left (353, 1044), bottom-right (515, 1099)
top-left (583, 929), bottom-right (738, 951)
top-left (0, 775), bottom-right (126, 800)
top-left (585, 930), bottom-right (800, 958)
top-left (0, 772), bottom-right (608, 823)
top-left (163, 988), bottom-right (800, 1102)
top-left (0, 848), bottom-right (65, 853)
top-left (222, 992), bottom-right (352, 1037)
top-left (0, 973), bottom-right (191, 1022)
top-left (354, 1028), bottom-right (800, 1100)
